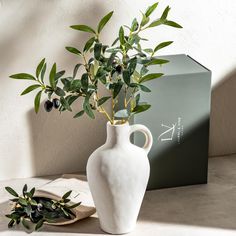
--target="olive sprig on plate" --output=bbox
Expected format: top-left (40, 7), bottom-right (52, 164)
top-left (5, 185), bottom-right (81, 232)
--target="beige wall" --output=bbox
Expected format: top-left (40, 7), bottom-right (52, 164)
top-left (0, 0), bottom-right (236, 180)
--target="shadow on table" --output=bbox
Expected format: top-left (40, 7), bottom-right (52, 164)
top-left (0, 200), bottom-right (103, 234)
top-left (137, 69), bottom-right (236, 230)
top-left (139, 172), bottom-right (236, 230)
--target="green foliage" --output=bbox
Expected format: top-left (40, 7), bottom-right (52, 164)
top-left (154, 41), bottom-right (173, 53)
top-left (49, 63), bottom-right (56, 89)
top-left (10, 73), bottom-right (35, 81)
top-left (5, 187), bottom-right (19, 197)
top-left (83, 37), bottom-right (95, 52)
top-left (34, 91), bottom-right (42, 113)
top-left (97, 96), bottom-right (111, 106)
top-left (10, 2), bottom-right (182, 124)
top-left (140, 73), bottom-right (164, 83)
top-left (21, 84), bottom-right (41, 96)
top-left (119, 26), bottom-right (125, 45)
top-left (5, 185), bottom-right (81, 232)
top-left (73, 110), bottom-right (84, 118)
top-left (65, 47), bottom-right (81, 55)
top-left (145, 2), bottom-right (158, 17)
top-left (70, 24), bottom-right (96, 34)
top-left (97, 11), bottom-right (113, 33)
top-left (132, 104), bottom-right (151, 114)
top-left (36, 58), bottom-right (45, 78)
top-left (164, 20), bottom-right (183, 28)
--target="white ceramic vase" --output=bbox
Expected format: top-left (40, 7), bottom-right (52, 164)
top-left (87, 122), bottom-right (153, 234)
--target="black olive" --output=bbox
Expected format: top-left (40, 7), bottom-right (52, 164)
top-left (52, 98), bottom-right (60, 109)
top-left (115, 65), bottom-right (122, 74)
top-left (37, 203), bottom-right (43, 212)
top-left (44, 100), bottom-right (53, 112)
top-left (112, 59), bottom-right (117, 65)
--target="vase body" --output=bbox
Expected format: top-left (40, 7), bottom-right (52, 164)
top-left (86, 122), bottom-right (153, 234)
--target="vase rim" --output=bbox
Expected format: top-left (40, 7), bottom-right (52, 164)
top-left (107, 121), bottom-right (129, 127)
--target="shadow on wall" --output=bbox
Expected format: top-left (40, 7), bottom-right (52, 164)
top-left (0, 1), bottom-right (107, 77)
top-left (209, 68), bottom-right (236, 157)
top-left (27, 97), bottom-right (107, 177)
top-left (23, 2), bottom-right (109, 177)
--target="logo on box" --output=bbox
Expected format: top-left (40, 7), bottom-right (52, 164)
top-left (158, 117), bottom-right (184, 144)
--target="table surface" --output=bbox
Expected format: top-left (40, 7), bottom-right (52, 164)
top-left (1, 156), bottom-right (236, 236)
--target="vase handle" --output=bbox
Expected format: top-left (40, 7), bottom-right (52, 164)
top-left (130, 124), bottom-right (153, 154)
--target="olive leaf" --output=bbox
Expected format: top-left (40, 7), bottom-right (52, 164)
top-left (139, 84), bottom-right (151, 92)
top-left (55, 70), bottom-right (66, 81)
top-left (113, 81), bottom-right (123, 99)
top-left (83, 37), bottom-right (95, 52)
top-left (65, 47), bottom-right (81, 56)
top-left (36, 58), bottom-right (45, 78)
top-left (23, 184), bottom-right (27, 195)
top-left (73, 64), bottom-right (82, 78)
top-left (139, 73), bottom-right (163, 83)
top-left (30, 187), bottom-right (35, 196)
top-left (131, 18), bottom-right (139, 32)
top-left (123, 70), bottom-right (130, 85)
top-left (62, 190), bottom-right (72, 200)
top-left (119, 26), bottom-right (125, 45)
top-left (161, 6), bottom-right (171, 20)
top-left (55, 87), bottom-right (66, 96)
top-left (94, 43), bottom-right (102, 60)
top-left (21, 84), bottom-right (41, 96)
top-left (145, 59), bottom-right (169, 66)
top-left (10, 73), bottom-right (35, 81)
top-left (97, 11), bottom-right (113, 33)
top-left (81, 73), bottom-right (89, 91)
top-left (22, 217), bottom-right (30, 230)
top-left (68, 202), bottom-right (81, 209)
top-left (145, 2), bottom-right (158, 17)
top-left (34, 90), bottom-right (42, 113)
top-left (49, 63), bottom-right (56, 89)
top-left (132, 104), bottom-right (151, 114)
top-left (97, 96), bottom-right (111, 106)
top-left (73, 110), bottom-right (85, 118)
top-left (83, 98), bottom-right (95, 119)
top-left (140, 13), bottom-right (149, 27)
top-left (164, 20), bottom-right (183, 28)
top-left (5, 187), bottom-right (18, 197)
top-left (154, 41), bottom-right (173, 53)
top-left (128, 57), bottom-right (137, 75)
top-left (148, 19), bottom-right (163, 28)
top-left (35, 219), bottom-right (44, 231)
top-left (60, 96), bottom-right (72, 112)
top-left (70, 24), bottom-right (96, 34)
top-left (41, 63), bottom-right (47, 83)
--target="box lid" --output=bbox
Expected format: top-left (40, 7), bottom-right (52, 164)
top-left (148, 54), bottom-right (210, 76)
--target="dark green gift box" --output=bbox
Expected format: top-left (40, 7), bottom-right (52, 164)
top-left (132, 54), bottom-right (211, 190)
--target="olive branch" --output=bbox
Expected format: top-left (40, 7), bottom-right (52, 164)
top-left (10, 2), bottom-right (182, 124)
top-left (5, 185), bottom-right (80, 231)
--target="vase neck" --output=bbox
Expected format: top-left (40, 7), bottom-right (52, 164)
top-left (105, 122), bottom-right (130, 146)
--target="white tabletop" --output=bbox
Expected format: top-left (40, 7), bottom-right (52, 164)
top-left (1, 156), bottom-right (236, 236)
